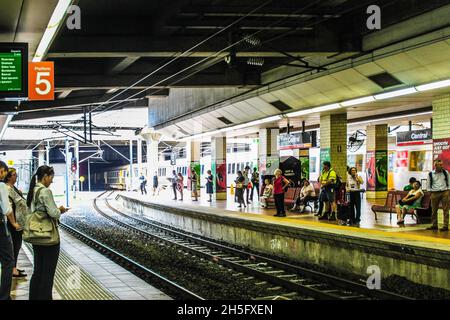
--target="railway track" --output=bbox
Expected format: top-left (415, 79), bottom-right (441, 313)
top-left (59, 191), bottom-right (203, 300)
top-left (90, 191), bottom-right (412, 300)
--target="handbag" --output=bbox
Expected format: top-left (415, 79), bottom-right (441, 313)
top-left (23, 187), bottom-right (60, 246)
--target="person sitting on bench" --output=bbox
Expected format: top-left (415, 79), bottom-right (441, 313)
top-left (290, 179), bottom-right (316, 212)
top-left (396, 181), bottom-right (424, 225)
top-left (260, 179), bottom-right (273, 208)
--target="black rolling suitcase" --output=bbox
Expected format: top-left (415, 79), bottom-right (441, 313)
top-left (336, 184), bottom-right (351, 224)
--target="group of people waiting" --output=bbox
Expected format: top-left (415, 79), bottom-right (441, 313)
top-left (234, 166), bottom-right (260, 208)
top-left (169, 169), bottom-right (214, 202)
top-left (0, 163), bottom-right (68, 300)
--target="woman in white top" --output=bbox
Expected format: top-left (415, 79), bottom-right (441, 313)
top-left (396, 181), bottom-right (424, 225)
top-left (346, 167), bottom-right (364, 224)
top-left (26, 166), bottom-right (69, 300)
top-left (290, 179), bottom-right (316, 212)
top-left (260, 179), bottom-right (273, 208)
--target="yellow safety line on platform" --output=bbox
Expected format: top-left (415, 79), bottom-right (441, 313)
top-left (232, 212), bottom-right (450, 246)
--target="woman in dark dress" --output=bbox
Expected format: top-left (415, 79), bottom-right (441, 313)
top-left (206, 170), bottom-right (213, 202)
top-left (234, 171), bottom-right (246, 208)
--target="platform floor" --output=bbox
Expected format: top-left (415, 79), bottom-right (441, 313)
top-left (11, 228), bottom-right (171, 300)
top-left (121, 187), bottom-right (450, 249)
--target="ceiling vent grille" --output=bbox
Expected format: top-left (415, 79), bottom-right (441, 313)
top-left (271, 100), bottom-right (292, 112)
top-left (367, 72), bottom-right (403, 88)
top-left (217, 116), bottom-right (233, 125)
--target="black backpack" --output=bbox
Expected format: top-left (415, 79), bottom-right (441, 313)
top-left (429, 170), bottom-right (449, 188)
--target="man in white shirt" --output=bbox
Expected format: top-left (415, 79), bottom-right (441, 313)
top-left (427, 159), bottom-right (449, 231)
top-left (0, 161), bottom-right (14, 300)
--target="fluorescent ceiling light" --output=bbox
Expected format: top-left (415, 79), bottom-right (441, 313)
top-left (287, 103), bottom-right (341, 117)
top-left (374, 87), bottom-right (417, 100)
top-left (33, 0), bottom-right (72, 62)
top-left (415, 79), bottom-right (450, 92)
top-left (340, 96), bottom-right (375, 107)
top-left (350, 111), bottom-right (432, 126)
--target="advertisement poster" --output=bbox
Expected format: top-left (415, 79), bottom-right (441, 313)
top-left (320, 148), bottom-right (330, 171)
top-left (280, 156), bottom-right (301, 186)
top-left (433, 138), bottom-right (450, 169)
top-left (300, 157), bottom-right (310, 181)
top-left (310, 156), bottom-right (317, 174)
top-left (409, 150), bottom-right (431, 172)
top-left (213, 160), bottom-right (227, 194)
top-left (388, 151), bottom-right (395, 190)
top-left (188, 161), bottom-right (201, 193)
top-left (366, 151), bottom-right (375, 191)
top-left (375, 150), bottom-right (388, 191)
top-left (395, 150), bottom-right (408, 168)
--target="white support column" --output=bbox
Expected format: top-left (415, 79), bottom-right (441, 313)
top-left (38, 145), bottom-right (45, 167)
top-left (140, 128), bottom-right (161, 184)
top-left (74, 140), bottom-right (80, 197)
top-left (186, 141), bottom-right (201, 196)
top-left (211, 135), bottom-right (227, 200)
top-left (258, 128), bottom-right (280, 179)
top-left (137, 138), bottom-right (143, 177)
top-left (129, 139), bottom-right (134, 191)
top-left (45, 141), bottom-right (50, 166)
top-left (64, 139), bottom-right (70, 207)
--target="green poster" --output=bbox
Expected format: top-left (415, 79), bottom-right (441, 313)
top-left (375, 150), bottom-right (388, 191)
top-left (300, 157), bottom-right (309, 181)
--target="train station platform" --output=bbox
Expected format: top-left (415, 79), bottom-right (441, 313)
top-left (11, 227), bottom-right (171, 300)
top-left (116, 189), bottom-right (450, 292)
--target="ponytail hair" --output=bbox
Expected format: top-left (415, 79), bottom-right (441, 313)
top-left (26, 165), bottom-right (55, 207)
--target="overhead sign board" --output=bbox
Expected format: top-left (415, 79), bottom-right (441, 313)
top-left (396, 129), bottom-right (432, 146)
top-left (279, 132), bottom-right (312, 150)
top-left (28, 61), bottom-right (55, 101)
top-left (0, 43), bottom-right (28, 99)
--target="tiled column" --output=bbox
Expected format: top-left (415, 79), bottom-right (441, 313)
top-left (319, 113), bottom-right (347, 181)
top-left (432, 94), bottom-right (450, 168)
top-left (258, 128), bottom-right (280, 179)
top-left (211, 136), bottom-right (227, 200)
top-left (366, 124), bottom-right (388, 199)
top-left (186, 141), bottom-right (201, 196)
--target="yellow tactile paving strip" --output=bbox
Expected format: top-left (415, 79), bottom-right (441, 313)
top-left (122, 193), bottom-right (450, 252)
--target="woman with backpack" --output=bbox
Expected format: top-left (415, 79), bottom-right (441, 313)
top-left (25, 166), bottom-right (69, 300)
top-left (4, 168), bottom-right (28, 278)
top-left (234, 171), bottom-right (246, 209)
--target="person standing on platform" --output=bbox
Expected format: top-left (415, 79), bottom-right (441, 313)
top-left (170, 170), bottom-right (178, 200)
top-left (152, 171), bottom-right (159, 196)
top-left (177, 172), bottom-right (184, 201)
top-left (272, 169), bottom-right (290, 217)
top-left (206, 170), bottom-right (213, 202)
top-left (5, 168), bottom-right (27, 278)
top-left (0, 161), bottom-right (14, 300)
top-left (346, 167), bottom-right (364, 224)
top-left (250, 167), bottom-right (260, 202)
top-left (26, 165), bottom-right (69, 300)
top-left (188, 169), bottom-right (198, 201)
top-left (235, 171), bottom-right (246, 209)
top-left (318, 161), bottom-right (338, 221)
top-left (139, 173), bottom-right (147, 195)
top-left (243, 166), bottom-right (251, 205)
top-left (427, 159), bottom-right (449, 231)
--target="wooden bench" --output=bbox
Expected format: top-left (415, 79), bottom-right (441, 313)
top-left (371, 190), bottom-right (397, 221)
top-left (267, 187), bottom-right (299, 209)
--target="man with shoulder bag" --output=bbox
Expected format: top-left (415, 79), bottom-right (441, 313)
top-left (426, 159), bottom-right (450, 231)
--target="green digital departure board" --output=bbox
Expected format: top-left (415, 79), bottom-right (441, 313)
top-left (0, 43), bottom-right (28, 99)
top-left (0, 51), bottom-right (22, 91)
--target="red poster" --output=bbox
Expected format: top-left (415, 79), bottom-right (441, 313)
top-left (397, 151), bottom-right (408, 159)
top-left (214, 161), bottom-right (227, 193)
top-left (433, 138), bottom-right (450, 170)
top-left (366, 151), bottom-right (375, 191)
